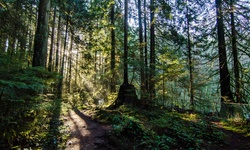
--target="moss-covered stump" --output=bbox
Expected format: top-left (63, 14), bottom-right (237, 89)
top-left (109, 84), bottom-right (138, 109)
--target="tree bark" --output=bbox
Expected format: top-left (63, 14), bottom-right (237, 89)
top-left (144, 0), bottom-right (148, 93)
top-left (57, 12), bottom-right (69, 97)
top-left (32, 0), bottom-right (51, 67)
top-left (55, 2), bottom-right (61, 73)
top-left (186, 0), bottom-right (194, 110)
top-left (215, 0), bottom-right (234, 116)
top-left (230, 0), bottom-right (241, 103)
top-left (149, 0), bottom-right (156, 101)
top-left (138, 0), bottom-right (145, 100)
top-left (110, 1), bottom-right (116, 93)
top-left (48, 6), bottom-right (57, 72)
top-left (67, 33), bottom-right (73, 93)
top-left (124, 0), bottom-right (129, 85)
top-left (110, 0), bottom-right (138, 109)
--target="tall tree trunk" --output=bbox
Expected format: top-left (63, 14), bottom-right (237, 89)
top-left (230, 0), bottom-right (241, 103)
top-left (48, 6), bottom-right (57, 72)
top-left (186, 0), bottom-right (194, 110)
top-left (110, 1), bottom-right (116, 93)
top-left (162, 69), bottom-right (165, 101)
top-left (215, 0), bottom-right (234, 116)
top-left (32, 0), bottom-right (51, 67)
top-left (94, 49), bottom-right (97, 85)
top-left (109, 0), bottom-right (138, 109)
top-left (138, 0), bottom-right (145, 100)
top-left (8, 37), bottom-right (15, 59)
top-left (215, 0), bottom-right (233, 102)
top-left (57, 13), bottom-right (69, 97)
top-left (144, 0), bottom-right (149, 93)
top-left (149, 0), bottom-right (156, 101)
top-left (55, 8), bottom-right (61, 73)
top-left (27, 3), bottom-right (34, 67)
top-left (67, 33), bottom-right (73, 93)
top-left (124, 0), bottom-right (129, 85)
top-left (19, 32), bottom-right (27, 62)
top-left (75, 43), bottom-right (79, 91)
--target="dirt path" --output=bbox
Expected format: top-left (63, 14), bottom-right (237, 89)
top-left (212, 121), bottom-right (250, 150)
top-left (63, 109), bottom-right (113, 150)
top-left (62, 108), bottom-right (250, 150)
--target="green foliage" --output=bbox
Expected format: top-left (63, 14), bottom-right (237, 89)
top-left (220, 119), bottom-right (250, 137)
top-left (0, 55), bottom-right (61, 149)
top-left (94, 105), bottom-right (227, 149)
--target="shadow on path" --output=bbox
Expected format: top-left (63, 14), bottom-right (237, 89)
top-left (65, 108), bottom-right (112, 150)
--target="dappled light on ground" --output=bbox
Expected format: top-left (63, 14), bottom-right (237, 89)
top-left (64, 109), bottom-right (112, 150)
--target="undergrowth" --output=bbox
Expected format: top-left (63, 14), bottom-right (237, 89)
top-left (0, 55), bottom-right (68, 149)
top-left (94, 105), bottom-right (227, 150)
top-left (220, 119), bottom-right (250, 137)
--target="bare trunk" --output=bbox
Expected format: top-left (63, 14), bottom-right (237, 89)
top-left (57, 13), bottom-right (69, 97)
top-left (149, 0), bottom-right (156, 101)
top-left (144, 0), bottom-right (148, 92)
top-left (124, 0), bottom-right (129, 85)
top-left (230, 0), bottom-right (241, 103)
top-left (55, 7), bottom-right (61, 73)
top-left (186, 0), bottom-right (194, 110)
top-left (110, 0), bottom-right (138, 109)
top-left (215, 0), bottom-right (234, 116)
top-left (48, 6), bottom-right (57, 72)
top-left (110, 2), bottom-right (116, 93)
top-left (67, 33), bottom-right (73, 93)
top-left (32, 0), bottom-right (51, 67)
top-left (138, 0), bottom-right (145, 100)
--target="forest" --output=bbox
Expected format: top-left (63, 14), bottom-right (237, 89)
top-left (0, 0), bottom-right (250, 149)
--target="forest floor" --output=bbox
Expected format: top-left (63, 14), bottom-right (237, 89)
top-left (211, 120), bottom-right (250, 150)
top-left (61, 106), bottom-right (250, 150)
top-left (63, 108), bottom-right (114, 150)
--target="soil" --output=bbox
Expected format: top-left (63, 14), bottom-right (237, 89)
top-left (63, 108), bottom-right (250, 150)
top-left (63, 109), bottom-right (113, 150)
top-left (212, 121), bottom-right (250, 150)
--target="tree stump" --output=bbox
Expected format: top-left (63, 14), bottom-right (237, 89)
top-left (109, 83), bottom-right (138, 109)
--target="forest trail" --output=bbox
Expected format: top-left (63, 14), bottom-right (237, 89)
top-left (211, 121), bottom-right (250, 150)
top-left (61, 107), bottom-right (250, 150)
top-left (63, 109), bottom-right (113, 150)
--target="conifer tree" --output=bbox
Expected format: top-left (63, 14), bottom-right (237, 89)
top-left (215, 0), bottom-right (234, 115)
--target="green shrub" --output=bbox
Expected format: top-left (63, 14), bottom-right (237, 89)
top-left (0, 63), bottom-right (57, 149)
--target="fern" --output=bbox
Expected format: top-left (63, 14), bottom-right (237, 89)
top-left (0, 65), bottom-right (57, 149)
